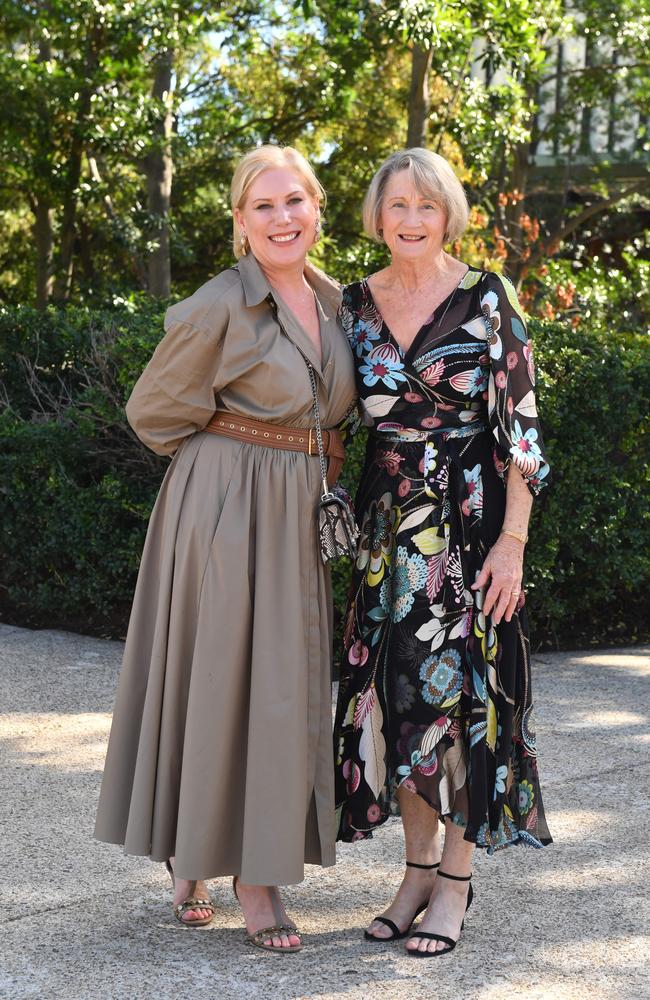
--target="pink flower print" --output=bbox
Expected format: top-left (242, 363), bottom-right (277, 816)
top-left (506, 351), bottom-right (519, 370)
top-left (493, 448), bottom-right (506, 475)
top-left (421, 415), bottom-right (442, 429)
top-left (421, 359), bottom-right (445, 386)
top-left (342, 759), bottom-right (361, 794)
top-left (348, 640), bottom-right (369, 667)
top-left (495, 370), bottom-right (507, 390)
top-left (418, 758), bottom-right (438, 777)
top-left (507, 397), bottom-right (514, 415)
top-left (462, 498), bottom-right (471, 516)
top-left (404, 391), bottom-right (424, 403)
top-left (376, 450), bottom-right (404, 476)
top-left (398, 479), bottom-right (412, 497)
top-left (351, 830), bottom-right (365, 842)
top-left (367, 803), bottom-right (381, 823)
top-left (402, 778), bottom-right (417, 793)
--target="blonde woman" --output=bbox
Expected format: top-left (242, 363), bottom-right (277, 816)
top-left (333, 148), bottom-right (551, 956)
top-left (95, 145), bottom-right (356, 952)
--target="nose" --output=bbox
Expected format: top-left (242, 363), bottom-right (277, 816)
top-left (404, 204), bottom-right (422, 227)
top-left (274, 204), bottom-right (292, 224)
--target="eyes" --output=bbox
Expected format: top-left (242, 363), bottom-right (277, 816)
top-left (254, 196), bottom-right (305, 210)
top-left (389, 200), bottom-right (438, 211)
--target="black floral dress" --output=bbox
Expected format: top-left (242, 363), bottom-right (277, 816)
top-left (333, 268), bottom-right (552, 854)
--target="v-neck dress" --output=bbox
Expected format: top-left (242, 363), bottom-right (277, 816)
top-left (332, 267), bottom-right (552, 853)
top-left (94, 253), bottom-right (356, 885)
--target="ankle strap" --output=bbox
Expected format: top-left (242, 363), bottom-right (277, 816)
top-left (405, 861), bottom-right (440, 870)
top-left (437, 870), bottom-right (472, 881)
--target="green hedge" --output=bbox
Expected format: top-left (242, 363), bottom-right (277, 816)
top-left (1, 303), bottom-right (648, 650)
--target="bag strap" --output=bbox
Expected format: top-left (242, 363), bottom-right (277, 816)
top-left (265, 294), bottom-right (330, 494)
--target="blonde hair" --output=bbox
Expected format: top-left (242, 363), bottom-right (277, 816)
top-left (231, 144), bottom-right (326, 258)
top-left (363, 148), bottom-right (469, 244)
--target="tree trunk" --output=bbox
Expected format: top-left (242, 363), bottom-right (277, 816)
top-left (505, 142), bottom-right (530, 287)
top-left (53, 26), bottom-right (102, 303)
top-left (407, 45), bottom-right (433, 148)
top-left (145, 48), bottom-right (174, 298)
top-left (34, 36), bottom-right (54, 309)
top-left (34, 199), bottom-right (54, 309)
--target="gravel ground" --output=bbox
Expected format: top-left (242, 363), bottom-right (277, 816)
top-left (1, 624), bottom-right (649, 1000)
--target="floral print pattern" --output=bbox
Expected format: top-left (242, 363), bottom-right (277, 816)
top-left (333, 269), bottom-right (552, 854)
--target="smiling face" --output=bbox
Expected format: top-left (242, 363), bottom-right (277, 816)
top-left (379, 169), bottom-right (448, 262)
top-left (234, 167), bottom-right (320, 273)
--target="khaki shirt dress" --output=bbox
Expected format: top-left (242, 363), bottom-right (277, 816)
top-left (94, 253), bottom-right (357, 885)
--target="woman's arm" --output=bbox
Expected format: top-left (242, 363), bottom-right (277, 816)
top-left (470, 270), bottom-right (551, 624)
top-left (471, 464), bottom-right (532, 625)
top-left (126, 288), bottom-right (231, 456)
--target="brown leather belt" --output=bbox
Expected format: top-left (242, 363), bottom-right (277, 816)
top-left (204, 410), bottom-right (345, 485)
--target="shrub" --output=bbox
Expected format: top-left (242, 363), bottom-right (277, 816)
top-left (1, 304), bottom-right (648, 650)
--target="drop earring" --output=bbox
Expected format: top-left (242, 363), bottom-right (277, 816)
top-left (240, 232), bottom-right (248, 255)
top-left (314, 217), bottom-right (322, 241)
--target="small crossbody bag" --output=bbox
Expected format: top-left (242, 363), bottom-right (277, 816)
top-left (266, 294), bottom-right (359, 564)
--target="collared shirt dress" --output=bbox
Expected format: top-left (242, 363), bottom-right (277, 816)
top-left (94, 253), bottom-right (356, 885)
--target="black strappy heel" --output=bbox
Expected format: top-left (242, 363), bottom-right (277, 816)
top-left (406, 870), bottom-right (473, 957)
top-left (364, 861), bottom-right (440, 943)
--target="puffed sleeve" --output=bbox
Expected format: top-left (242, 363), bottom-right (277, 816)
top-left (480, 272), bottom-right (550, 496)
top-left (125, 292), bottom-right (230, 456)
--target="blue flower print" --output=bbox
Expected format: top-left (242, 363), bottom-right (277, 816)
top-left (517, 780), bottom-right (534, 814)
top-left (419, 648), bottom-right (463, 705)
top-left (493, 764), bottom-right (508, 799)
top-left (380, 545), bottom-right (428, 622)
top-left (349, 324), bottom-right (381, 357)
top-left (360, 346), bottom-right (409, 391)
top-left (510, 419), bottom-right (544, 478)
top-left (449, 366), bottom-right (489, 397)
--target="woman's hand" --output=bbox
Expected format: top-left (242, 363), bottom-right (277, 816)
top-left (471, 534), bottom-right (525, 625)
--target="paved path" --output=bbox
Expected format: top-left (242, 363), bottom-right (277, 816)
top-left (0, 624), bottom-right (649, 1000)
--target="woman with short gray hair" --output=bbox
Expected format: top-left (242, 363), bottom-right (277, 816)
top-left (333, 147), bottom-right (551, 957)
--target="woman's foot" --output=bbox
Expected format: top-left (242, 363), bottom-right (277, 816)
top-left (365, 863), bottom-right (439, 940)
top-left (167, 857), bottom-right (214, 925)
top-left (405, 871), bottom-right (472, 955)
top-left (233, 879), bottom-right (301, 950)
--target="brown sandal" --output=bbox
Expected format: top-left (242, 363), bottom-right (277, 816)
top-left (233, 877), bottom-right (302, 953)
top-left (165, 860), bottom-right (215, 928)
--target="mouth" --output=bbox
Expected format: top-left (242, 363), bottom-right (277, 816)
top-left (269, 231), bottom-right (301, 244)
top-left (398, 234), bottom-right (426, 242)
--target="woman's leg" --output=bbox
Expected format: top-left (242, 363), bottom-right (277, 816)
top-left (405, 818), bottom-right (474, 954)
top-left (366, 787), bottom-right (442, 939)
top-left (168, 856), bottom-right (213, 923)
top-left (234, 882), bottom-right (301, 949)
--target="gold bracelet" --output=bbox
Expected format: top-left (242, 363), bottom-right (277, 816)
top-left (501, 528), bottom-right (528, 545)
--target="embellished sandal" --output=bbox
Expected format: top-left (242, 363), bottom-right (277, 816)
top-left (233, 877), bottom-right (303, 954)
top-left (364, 861), bottom-right (440, 943)
top-left (406, 870), bottom-right (473, 958)
top-left (165, 860), bottom-right (215, 928)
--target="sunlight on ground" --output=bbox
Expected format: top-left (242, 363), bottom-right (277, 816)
top-left (567, 651), bottom-right (650, 675)
top-left (543, 809), bottom-right (607, 841)
top-left (562, 710), bottom-right (648, 730)
top-left (0, 712), bottom-right (111, 771)
top-left (526, 864), bottom-right (640, 890)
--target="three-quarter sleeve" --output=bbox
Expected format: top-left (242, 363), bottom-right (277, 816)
top-left (126, 294), bottom-right (230, 456)
top-left (480, 272), bottom-right (550, 496)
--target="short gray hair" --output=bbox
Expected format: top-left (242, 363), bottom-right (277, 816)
top-left (363, 148), bottom-right (469, 244)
